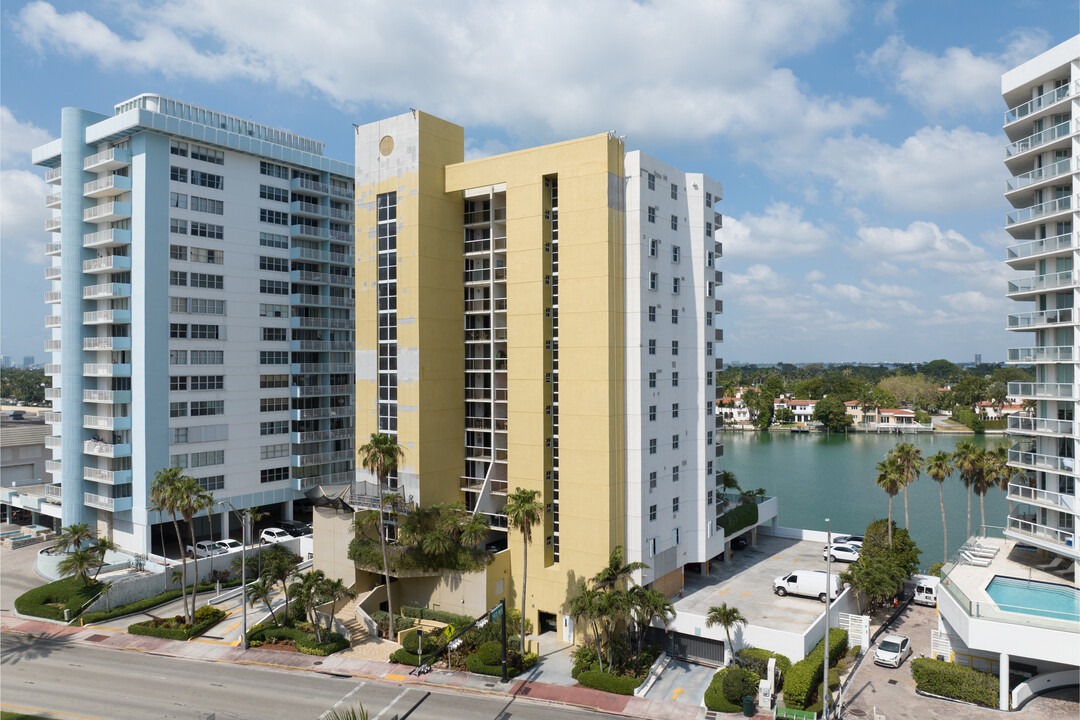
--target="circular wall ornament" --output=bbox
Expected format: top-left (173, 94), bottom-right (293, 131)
top-left (379, 135), bottom-right (395, 157)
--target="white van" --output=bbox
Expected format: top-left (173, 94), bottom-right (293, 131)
top-left (912, 576), bottom-right (940, 606)
top-left (773, 570), bottom-right (843, 603)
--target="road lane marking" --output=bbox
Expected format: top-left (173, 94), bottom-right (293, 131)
top-left (385, 673), bottom-right (408, 681)
top-left (319, 680), bottom-right (368, 720)
top-left (671, 687), bottom-right (685, 700)
top-left (373, 687), bottom-right (410, 720)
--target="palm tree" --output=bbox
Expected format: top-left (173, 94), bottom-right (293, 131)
top-left (568, 584), bottom-right (606, 672)
top-left (952, 441), bottom-right (982, 540)
top-left (926, 451), bottom-right (953, 562)
top-left (248, 577), bottom-right (279, 626)
top-left (320, 577), bottom-right (357, 634)
top-left (504, 487), bottom-right (543, 653)
top-left (988, 445), bottom-right (1023, 513)
top-left (58, 547), bottom-right (98, 586)
top-left (178, 477), bottom-right (215, 623)
top-left (89, 536), bottom-right (118, 581)
top-left (592, 545), bottom-right (648, 592)
top-left (717, 470), bottom-right (740, 511)
top-left (875, 455), bottom-right (903, 547)
top-left (972, 453), bottom-right (997, 533)
top-left (151, 468), bottom-right (196, 622)
top-left (890, 442), bottom-right (923, 530)
top-left (55, 523), bottom-right (94, 553)
top-left (459, 512), bottom-right (490, 549)
top-left (357, 432), bottom-right (405, 636)
top-left (705, 602), bottom-right (747, 664)
top-left (262, 544), bottom-right (300, 621)
top-left (628, 585), bottom-right (674, 656)
top-left (289, 569), bottom-right (328, 642)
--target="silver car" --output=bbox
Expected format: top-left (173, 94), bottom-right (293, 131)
top-left (874, 634), bottom-right (912, 668)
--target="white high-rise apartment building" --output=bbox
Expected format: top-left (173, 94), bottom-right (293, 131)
top-left (1002, 38), bottom-right (1079, 565)
top-left (33, 94), bottom-right (355, 554)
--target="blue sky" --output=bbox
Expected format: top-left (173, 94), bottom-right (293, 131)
top-left (1, 0), bottom-right (1077, 364)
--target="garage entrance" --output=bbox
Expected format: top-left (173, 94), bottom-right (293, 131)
top-left (537, 611), bottom-right (558, 634)
top-left (646, 628), bottom-right (725, 666)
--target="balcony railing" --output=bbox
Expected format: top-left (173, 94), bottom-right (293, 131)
top-left (83, 336), bottom-right (132, 351)
top-left (45, 435), bottom-right (61, 449)
top-left (46, 484), bottom-right (62, 501)
top-left (290, 384), bottom-right (353, 397)
top-left (44, 387), bottom-right (61, 400)
top-left (290, 362), bottom-right (354, 374)
top-left (44, 339), bottom-right (61, 352)
top-left (83, 147), bottom-right (131, 171)
top-left (83, 201), bottom-right (132, 223)
top-left (45, 192), bottom-right (62, 208)
top-left (83, 414), bottom-right (132, 431)
top-left (1006, 157), bottom-right (1072, 192)
top-left (290, 224), bottom-right (332, 241)
top-left (84, 389), bottom-right (131, 404)
top-left (1006, 345), bottom-right (1073, 363)
top-left (46, 460), bottom-right (62, 474)
top-left (45, 315), bottom-right (62, 328)
top-left (1005, 81), bottom-right (1074, 124)
top-left (1007, 444), bottom-right (1078, 475)
top-left (1007, 513), bottom-right (1075, 549)
top-left (44, 364), bottom-right (61, 375)
top-left (45, 242), bottom-right (62, 256)
top-left (45, 266), bottom-right (61, 280)
top-left (84, 467), bottom-right (133, 485)
top-left (291, 177), bottom-right (329, 195)
top-left (83, 363), bottom-right (132, 377)
top-left (1007, 481), bottom-right (1076, 511)
top-left (84, 492), bottom-right (132, 512)
top-left (290, 200), bottom-right (329, 218)
top-left (328, 206), bottom-right (354, 222)
top-left (1005, 232), bottom-right (1075, 262)
top-left (1007, 270), bottom-right (1076, 295)
top-left (45, 167), bottom-right (62, 184)
top-left (1008, 381), bottom-right (1074, 400)
top-left (83, 282), bottom-right (131, 300)
top-left (83, 228), bottom-right (132, 248)
top-left (83, 174), bottom-right (131, 197)
top-left (1006, 195), bottom-right (1072, 225)
top-left (83, 309), bottom-right (132, 325)
top-left (44, 291), bottom-right (61, 304)
top-left (1005, 120), bottom-right (1072, 157)
top-left (328, 184), bottom-right (354, 200)
top-left (45, 217), bottom-right (61, 232)
top-left (83, 440), bottom-right (132, 458)
top-left (1007, 307), bottom-right (1072, 330)
top-left (1008, 415), bottom-right (1073, 436)
top-left (83, 255), bottom-right (132, 273)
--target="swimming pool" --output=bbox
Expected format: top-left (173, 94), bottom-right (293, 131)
top-left (985, 576), bottom-right (1080, 622)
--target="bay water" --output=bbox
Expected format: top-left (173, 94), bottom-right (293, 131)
top-left (719, 430), bottom-right (1012, 570)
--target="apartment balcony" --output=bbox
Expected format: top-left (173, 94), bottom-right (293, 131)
top-left (44, 364), bottom-right (61, 375)
top-left (1005, 196), bottom-right (1072, 229)
top-left (44, 484), bottom-right (62, 503)
top-left (45, 242), bottom-right (62, 256)
top-left (291, 450), bottom-right (354, 468)
top-left (83, 201), bottom-right (132, 224)
top-left (1007, 415), bottom-right (1073, 437)
top-left (83, 282), bottom-right (131, 300)
top-left (1005, 120), bottom-right (1072, 159)
top-left (1005, 512), bottom-right (1076, 554)
top-left (1008, 381), bottom-right (1074, 400)
top-left (83, 309), bottom-right (131, 325)
top-left (45, 266), bottom-right (61, 280)
top-left (1006, 345), bottom-right (1074, 364)
top-left (45, 167), bottom-right (62, 185)
top-left (83, 440), bottom-right (132, 459)
top-left (1006, 157), bottom-right (1072, 196)
top-left (83, 255), bottom-right (132, 274)
top-left (290, 362), bottom-right (354, 374)
top-left (83, 492), bottom-right (133, 513)
top-left (328, 273), bottom-right (352, 287)
top-left (45, 192), bottom-right (62, 209)
top-left (83, 336), bottom-right (132, 352)
top-left (1007, 481), bottom-right (1077, 513)
top-left (290, 177), bottom-right (329, 196)
top-left (1007, 442), bottom-right (1078, 476)
top-left (83, 174), bottom-right (132, 198)
top-left (1007, 307), bottom-right (1072, 331)
top-left (83, 228), bottom-right (132, 249)
top-left (290, 316), bottom-right (353, 330)
top-left (291, 269), bottom-right (328, 284)
top-left (291, 427), bottom-right (353, 443)
top-left (328, 184), bottom-right (354, 201)
top-left (83, 363), bottom-right (132, 378)
top-left (290, 293), bottom-right (353, 308)
top-left (290, 406), bottom-right (353, 421)
top-left (290, 224), bottom-right (332, 242)
top-left (294, 472), bottom-right (354, 491)
top-left (44, 387), bottom-right (61, 401)
top-left (44, 339), bottom-right (61, 352)
top-left (290, 246), bottom-right (354, 265)
top-left (290, 200), bottom-right (329, 219)
top-left (45, 216), bottom-right (62, 233)
top-left (1006, 270), bottom-right (1077, 299)
top-left (45, 435), bottom-right (62, 449)
top-left (1004, 81), bottom-right (1074, 125)
top-left (289, 339), bottom-right (352, 352)
top-left (1005, 232), bottom-right (1076, 269)
top-left (83, 414), bottom-right (132, 432)
top-left (45, 315), bottom-right (62, 328)
top-left (83, 147), bottom-right (131, 172)
top-left (84, 389), bottom-right (132, 404)
top-left (328, 206), bottom-right (354, 223)
top-left (44, 291), bottom-right (62, 304)
top-left (83, 467), bottom-right (133, 485)
top-left (290, 384), bottom-right (353, 398)
top-left (46, 460), bottom-right (62, 474)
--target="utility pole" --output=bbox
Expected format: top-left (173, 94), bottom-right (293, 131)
top-left (221, 501), bottom-right (250, 650)
top-left (500, 597), bottom-right (508, 683)
top-left (824, 517), bottom-right (831, 719)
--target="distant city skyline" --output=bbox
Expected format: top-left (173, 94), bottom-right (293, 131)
top-left (1, 1), bottom-right (1077, 362)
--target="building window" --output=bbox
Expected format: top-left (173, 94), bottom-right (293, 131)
top-left (670, 215), bottom-right (678, 231)
top-left (648, 537), bottom-right (657, 557)
top-left (260, 279), bottom-right (289, 295)
top-left (259, 184), bottom-right (289, 203)
top-left (671, 309), bottom-right (678, 324)
top-left (672, 496), bottom-right (680, 513)
top-left (170, 427), bottom-right (188, 444)
top-left (260, 208), bottom-right (289, 226)
top-left (170, 219), bottom-right (188, 235)
top-left (649, 405), bottom-right (657, 421)
top-left (259, 256), bottom-right (289, 273)
top-left (647, 173), bottom-right (655, 190)
top-left (671, 245), bottom-right (680, 263)
top-left (190, 401), bottom-right (224, 416)
top-left (260, 443), bottom-right (290, 460)
top-left (190, 324), bottom-right (219, 339)
top-left (673, 527), bottom-right (680, 545)
top-left (170, 454), bottom-right (188, 469)
top-left (190, 351), bottom-right (223, 364)
top-left (170, 350), bottom-right (187, 365)
top-left (671, 340), bottom-right (679, 356)
top-left (648, 305), bottom-right (656, 322)
top-left (649, 472), bottom-right (657, 490)
top-left (171, 140), bottom-right (188, 157)
top-left (648, 339), bottom-right (656, 355)
top-left (706, 311), bottom-right (713, 327)
top-left (672, 277), bottom-right (681, 294)
top-left (197, 475), bottom-right (225, 491)
top-left (190, 196), bottom-right (224, 215)
top-left (672, 403), bottom-right (679, 418)
top-left (190, 273), bottom-right (224, 289)
top-left (170, 376), bottom-right (188, 391)
top-left (260, 420), bottom-right (288, 436)
top-left (649, 272), bottom-right (658, 291)
top-left (672, 434), bottom-right (679, 450)
top-left (672, 372), bottom-right (679, 387)
top-left (706, 221), bottom-right (713, 237)
top-left (169, 323), bottom-right (187, 338)
top-left (170, 166), bottom-right (187, 183)
top-left (707, 460), bottom-right (713, 476)
top-left (647, 206), bottom-right (656, 223)
top-left (707, 431), bottom-right (713, 445)
top-left (649, 238), bottom-right (659, 257)
top-left (260, 351), bottom-right (288, 365)
top-left (672, 465), bottom-right (680, 482)
top-left (190, 223), bottom-right (224, 240)
top-left (191, 450), bottom-right (225, 467)
top-left (188, 247), bottom-right (223, 265)
top-left (260, 398), bottom-right (288, 412)
top-left (260, 303), bottom-right (287, 318)
top-left (259, 374), bottom-right (288, 389)
top-left (260, 467), bottom-right (290, 484)
top-left (189, 298), bottom-right (225, 315)
top-left (648, 372), bottom-right (657, 388)
top-left (260, 232), bottom-right (288, 249)
top-left (170, 192), bottom-right (187, 209)
top-left (170, 297), bottom-right (189, 313)
top-left (649, 438), bottom-right (657, 455)
top-left (170, 244), bottom-right (187, 259)
top-left (169, 402), bottom-right (187, 417)
top-left (670, 183), bottom-right (678, 200)
top-left (170, 271), bottom-right (187, 286)
top-left (706, 191), bottom-right (713, 208)
top-left (260, 161), bottom-right (288, 179)
top-left (189, 375), bottom-right (224, 391)
top-left (262, 327), bottom-right (287, 342)
top-left (649, 504), bottom-right (657, 522)
top-left (190, 170), bottom-right (223, 190)
top-left (707, 342), bottom-right (713, 356)
top-left (190, 145), bottom-right (224, 165)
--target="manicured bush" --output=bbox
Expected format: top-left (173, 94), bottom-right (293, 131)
top-left (782, 628), bottom-right (848, 710)
top-left (78, 577), bottom-right (242, 624)
top-left (246, 624), bottom-right (349, 656)
top-left (703, 669), bottom-right (742, 713)
top-left (128, 606), bottom-right (225, 640)
top-left (400, 606), bottom-right (474, 629)
top-left (721, 666), bottom-right (760, 704)
top-left (465, 649), bottom-right (521, 678)
top-left (736, 648), bottom-right (792, 685)
top-left (14, 577), bottom-right (102, 621)
top-left (521, 651), bottom-right (539, 670)
top-left (477, 640), bottom-right (502, 665)
top-left (849, 645), bottom-right (862, 657)
top-left (806, 669), bottom-right (841, 714)
top-left (716, 502), bottom-right (758, 536)
top-left (911, 658), bottom-right (998, 708)
top-left (370, 610), bottom-right (415, 637)
top-left (576, 670), bottom-right (643, 695)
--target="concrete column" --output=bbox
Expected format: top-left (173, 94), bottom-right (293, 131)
top-left (220, 510), bottom-right (230, 541)
top-left (284, 502), bottom-right (294, 521)
top-left (999, 652), bottom-right (1010, 711)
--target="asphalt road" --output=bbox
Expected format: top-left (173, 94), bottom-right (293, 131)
top-left (0, 632), bottom-right (600, 720)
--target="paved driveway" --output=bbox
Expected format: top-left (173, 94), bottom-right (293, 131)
top-left (644, 659), bottom-right (716, 707)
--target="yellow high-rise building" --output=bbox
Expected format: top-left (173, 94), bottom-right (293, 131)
top-left (352, 111), bottom-right (723, 641)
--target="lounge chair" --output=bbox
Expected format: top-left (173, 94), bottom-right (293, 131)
top-left (961, 551), bottom-right (992, 567)
top-left (1052, 561), bottom-right (1074, 577)
top-left (1036, 557), bottom-right (1066, 572)
top-left (969, 539), bottom-right (999, 554)
top-left (962, 545), bottom-right (997, 558)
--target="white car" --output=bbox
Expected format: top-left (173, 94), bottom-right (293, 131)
top-left (260, 528), bottom-right (291, 544)
top-left (874, 634), bottom-right (912, 668)
top-left (186, 540), bottom-right (225, 558)
top-left (823, 543), bottom-right (860, 563)
top-left (215, 538), bottom-right (243, 553)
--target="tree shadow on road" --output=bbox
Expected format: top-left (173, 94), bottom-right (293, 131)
top-left (0, 628), bottom-right (75, 665)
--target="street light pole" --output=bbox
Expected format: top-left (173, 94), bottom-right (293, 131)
top-left (221, 501), bottom-right (250, 651)
top-left (824, 517), bottom-right (832, 720)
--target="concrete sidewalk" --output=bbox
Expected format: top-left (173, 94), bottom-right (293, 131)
top-left (1, 612), bottom-right (711, 720)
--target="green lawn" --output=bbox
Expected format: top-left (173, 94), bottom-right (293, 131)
top-left (2, 711), bottom-right (53, 720)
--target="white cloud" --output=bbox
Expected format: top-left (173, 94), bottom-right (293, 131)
top-left (804, 269), bottom-right (826, 283)
top-left (0, 106), bottom-right (53, 168)
top-left (464, 138), bottom-right (510, 162)
top-left (13, 0), bottom-right (874, 148)
top-left (861, 281), bottom-right (916, 299)
top-left (813, 282), bottom-right (865, 304)
top-left (721, 203), bottom-right (832, 260)
top-left (726, 264), bottom-right (787, 292)
top-left (1, 169), bottom-right (50, 266)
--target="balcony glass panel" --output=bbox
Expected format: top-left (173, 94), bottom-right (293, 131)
top-left (1007, 346), bottom-right (1073, 363)
top-left (1007, 381), bottom-right (1074, 399)
top-left (1005, 120), bottom-right (1072, 157)
top-left (1006, 157), bottom-right (1072, 192)
top-left (1005, 81), bottom-right (1074, 124)
top-left (1006, 232), bottom-right (1075, 262)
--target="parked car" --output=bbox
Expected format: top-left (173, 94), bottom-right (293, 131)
top-left (277, 519), bottom-right (312, 537)
top-left (186, 540), bottom-right (225, 558)
top-left (823, 543), bottom-right (861, 563)
top-left (260, 528), bottom-right (291, 544)
top-left (874, 634), bottom-right (912, 668)
top-left (832, 534), bottom-right (864, 547)
top-left (773, 570), bottom-right (843, 603)
top-left (215, 538), bottom-right (243, 553)
top-left (912, 575), bottom-right (940, 606)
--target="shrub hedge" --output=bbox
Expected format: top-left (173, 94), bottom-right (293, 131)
top-left (781, 628), bottom-right (848, 710)
top-left (721, 666), bottom-right (760, 704)
top-left (14, 577), bottom-right (102, 621)
top-left (911, 658), bottom-right (998, 708)
top-left (247, 625), bottom-right (349, 656)
top-left (370, 610), bottom-right (415, 637)
top-left (576, 670), bottom-right (643, 695)
top-left (703, 668), bottom-right (742, 713)
top-left (400, 605), bottom-right (474, 628)
top-left (716, 502), bottom-right (758, 536)
top-left (79, 578), bottom-right (243, 624)
top-left (805, 669), bottom-right (841, 714)
top-left (736, 648), bottom-right (792, 685)
top-left (128, 606), bottom-right (225, 640)
top-left (465, 650), bottom-right (521, 678)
